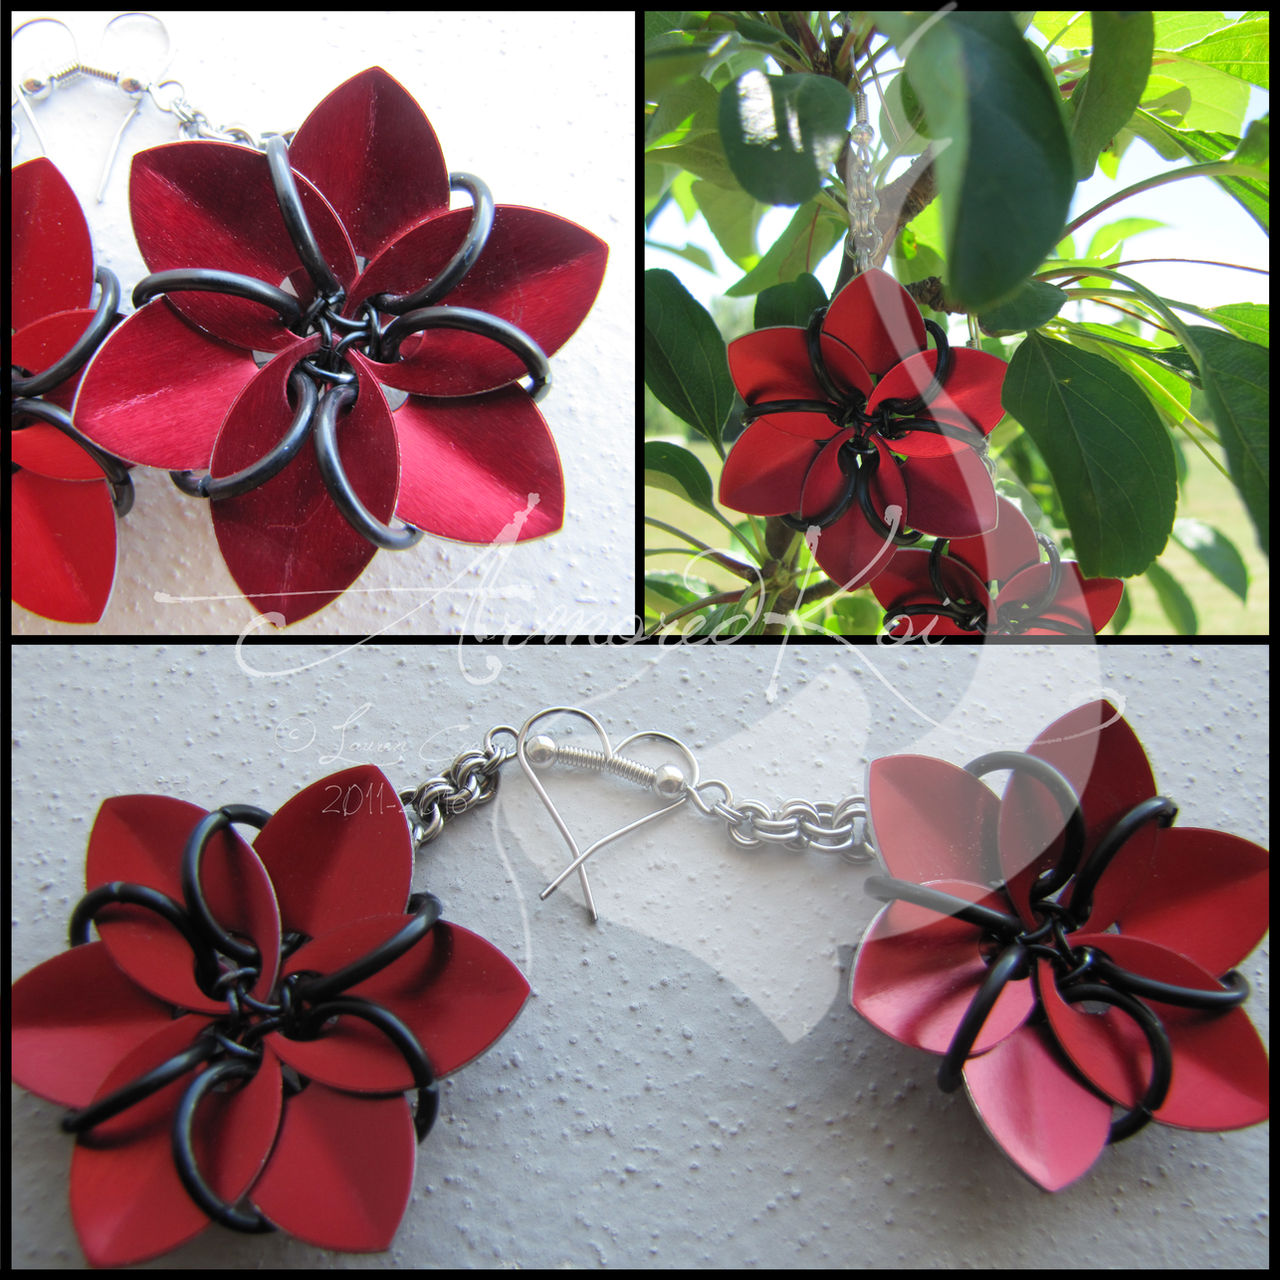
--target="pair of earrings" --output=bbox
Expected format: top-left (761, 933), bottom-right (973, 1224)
top-left (12, 20), bottom-right (609, 626)
top-left (10, 699), bottom-right (1268, 1264)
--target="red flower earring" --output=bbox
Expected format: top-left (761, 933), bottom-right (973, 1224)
top-left (69, 67), bottom-right (608, 624)
top-left (853, 699), bottom-right (1269, 1189)
top-left (10, 764), bottom-right (529, 1265)
top-left (719, 269), bottom-right (1007, 589)
top-left (873, 497), bottom-right (1125, 637)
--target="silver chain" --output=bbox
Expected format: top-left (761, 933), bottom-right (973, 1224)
top-left (399, 727), bottom-right (517, 847)
top-left (845, 90), bottom-right (881, 274)
top-left (401, 718), bottom-right (874, 864)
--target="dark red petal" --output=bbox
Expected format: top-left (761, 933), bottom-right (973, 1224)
top-left (902, 446), bottom-right (998, 538)
top-left (805, 438), bottom-right (906, 588)
top-left (999, 561), bottom-right (1115, 637)
top-left (851, 880), bottom-right (1034, 1054)
top-left (251, 765), bottom-right (413, 940)
top-left (946, 496), bottom-right (1041, 583)
top-left (210, 359), bottom-right (400, 625)
top-left (270, 915), bottom-right (529, 1089)
top-left (870, 348), bottom-right (1007, 456)
top-left (718, 420), bottom-right (819, 516)
top-left (71, 1018), bottom-right (280, 1267)
top-left (251, 1084), bottom-right (416, 1252)
top-left (12, 308), bottom-right (108, 424)
top-left (384, 382), bottom-right (563, 541)
top-left (1112, 827), bottom-right (1270, 975)
top-left (1041, 935), bottom-right (1269, 1129)
top-left (354, 206), bottom-right (608, 395)
top-left (10, 470), bottom-right (117, 623)
top-left (11, 422), bottom-right (109, 481)
top-left (727, 327), bottom-right (871, 433)
top-left (73, 300), bottom-right (259, 470)
top-left (870, 546), bottom-right (991, 626)
top-left (10, 943), bottom-right (176, 1106)
top-left (867, 755), bottom-right (1002, 883)
top-left (84, 794), bottom-right (280, 1011)
top-left (963, 1020), bottom-right (1112, 1190)
top-left (1018, 563), bottom-right (1123, 635)
top-left (999, 701), bottom-right (1157, 924)
top-left (290, 67), bottom-right (450, 263)
top-left (12, 157), bottom-right (94, 328)
top-left (822, 268), bottom-right (926, 377)
top-left (130, 141), bottom-right (357, 351)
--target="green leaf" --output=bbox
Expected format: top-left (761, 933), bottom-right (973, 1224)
top-left (1171, 517), bottom-right (1249, 601)
top-left (753, 272), bottom-right (827, 328)
top-left (1068, 12), bottom-right (1154, 179)
top-left (977, 280), bottom-right (1068, 335)
top-left (896, 12), bottom-right (1076, 311)
top-left (1205, 302), bottom-right (1269, 347)
top-left (1183, 326), bottom-right (1269, 555)
top-left (1143, 561), bottom-right (1198, 634)
top-left (717, 70), bottom-right (854, 205)
top-left (1127, 110), bottom-right (1269, 232)
top-left (691, 179), bottom-right (764, 266)
top-left (643, 269), bottom-right (735, 449)
top-left (1002, 333), bottom-right (1177, 577)
top-left (1174, 14), bottom-right (1270, 89)
top-left (725, 200), bottom-right (844, 296)
top-left (644, 440), bottom-right (718, 516)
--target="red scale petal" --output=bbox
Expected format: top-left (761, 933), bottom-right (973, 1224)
top-left (130, 141), bottom-right (357, 351)
top-left (73, 300), bottom-right (260, 470)
top-left (70, 1018), bottom-right (281, 1267)
top-left (83, 794), bottom-right (281, 1011)
top-left (353, 206), bottom-right (608, 396)
top-left (867, 755), bottom-right (1002, 884)
top-left (946, 497), bottom-right (1041, 583)
top-left (210, 355), bottom-right (401, 626)
top-left (289, 66), bottom-right (450, 264)
top-left (12, 308), bottom-right (108, 429)
top-left (270, 915), bottom-right (530, 1089)
top-left (963, 1020), bottom-right (1113, 1190)
top-left (1040, 934), bottom-right (1269, 1130)
top-left (378, 378), bottom-right (564, 541)
top-left (718, 420), bottom-right (820, 517)
top-left (851, 879), bottom-right (1034, 1055)
top-left (250, 1084), bottom-right (417, 1253)
top-left (999, 700), bottom-right (1157, 924)
top-left (251, 765), bottom-right (413, 940)
top-left (727, 327), bottom-right (871, 437)
top-left (870, 546), bottom-right (992, 633)
top-left (868, 347), bottom-right (1007, 457)
top-left (900, 445), bottom-right (997, 538)
top-left (998, 561), bottom-right (1117, 637)
top-left (12, 157), bottom-right (95, 329)
top-left (1112, 826), bottom-right (1270, 975)
top-left (10, 470), bottom-right (117, 623)
top-left (822, 268), bottom-right (926, 377)
top-left (803, 438), bottom-right (906, 588)
top-left (10, 943), bottom-right (177, 1107)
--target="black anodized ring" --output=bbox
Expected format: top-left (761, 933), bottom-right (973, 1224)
top-left (311, 383), bottom-right (425, 550)
top-left (371, 172), bottom-right (495, 314)
top-left (379, 305), bottom-right (550, 402)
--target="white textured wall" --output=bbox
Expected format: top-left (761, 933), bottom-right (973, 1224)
top-left (11, 10), bottom-right (634, 635)
top-left (10, 644), bottom-right (1269, 1267)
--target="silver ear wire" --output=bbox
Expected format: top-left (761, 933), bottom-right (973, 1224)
top-left (11, 16), bottom-right (82, 156)
top-left (10, 12), bottom-right (175, 199)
